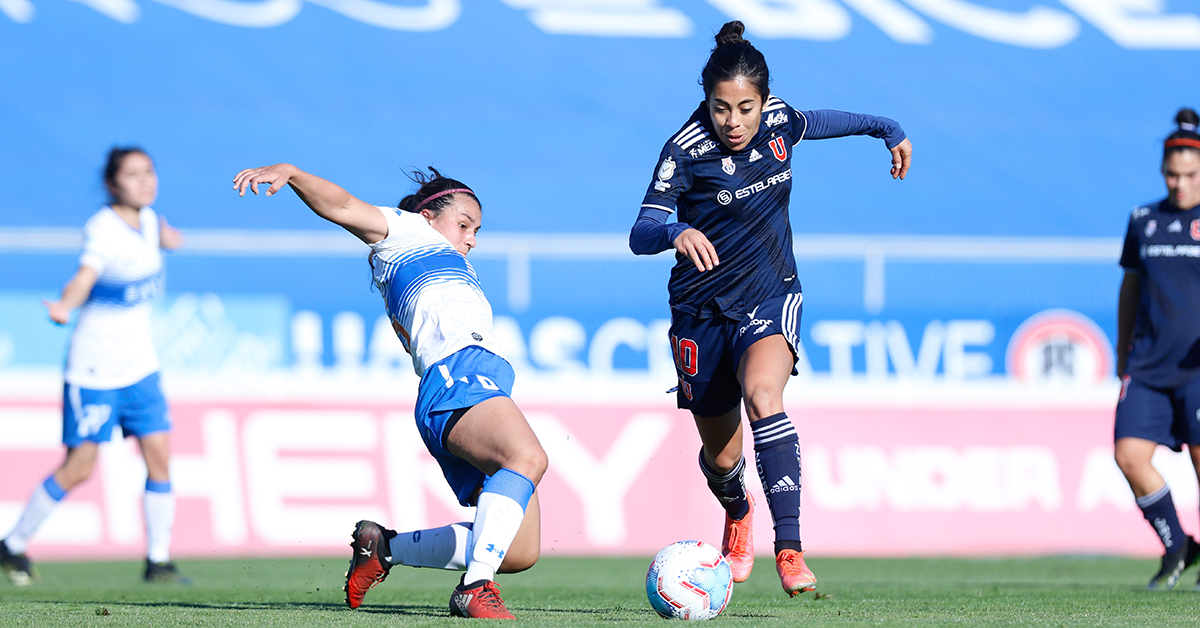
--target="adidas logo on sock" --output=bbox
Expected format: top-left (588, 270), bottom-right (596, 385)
top-left (770, 476), bottom-right (799, 494)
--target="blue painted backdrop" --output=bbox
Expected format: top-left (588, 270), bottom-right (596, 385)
top-left (2, 1), bottom-right (1198, 379)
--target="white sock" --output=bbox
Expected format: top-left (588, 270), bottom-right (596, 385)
top-left (144, 484), bottom-right (175, 564)
top-left (5, 478), bottom-right (65, 555)
top-left (389, 523), bottom-right (471, 570)
top-left (462, 492), bottom-right (526, 584)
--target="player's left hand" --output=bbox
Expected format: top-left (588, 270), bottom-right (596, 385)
top-left (890, 138), bottom-right (912, 180)
top-left (159, 217), bottom-right (184, 251)
top-left (233, 164), bottom-right (297, 197)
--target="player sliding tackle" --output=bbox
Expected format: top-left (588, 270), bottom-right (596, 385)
top-left (234, 163), bottom-right (546, 620)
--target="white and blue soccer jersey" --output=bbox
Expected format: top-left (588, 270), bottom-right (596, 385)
top-left (636, 98), bottom-right (906, 320)
top-left (368, 206), bottom-right (506, 377)
top-left (1119, 199), bottom-right (1200, 387)
top-left (65, 207), bottom-right (165, 390)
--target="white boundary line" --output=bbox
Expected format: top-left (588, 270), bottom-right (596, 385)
top-left (0, 228), bottom-right (1122, 312)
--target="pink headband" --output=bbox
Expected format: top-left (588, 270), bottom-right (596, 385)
top-left (413, 188), bottom-right (475, 213)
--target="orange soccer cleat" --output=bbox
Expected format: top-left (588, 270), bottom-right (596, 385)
top-left (449, 577), bottom-right (516, 620)
top-left (775, 549), bottom-right (817, 597)
top-left (722, 494), bottom-right (754, 582)
top-left (343, 520), bottom-right (392, 609)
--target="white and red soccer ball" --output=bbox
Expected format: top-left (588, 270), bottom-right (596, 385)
top-left (645, 540), bottom-right (734, 620)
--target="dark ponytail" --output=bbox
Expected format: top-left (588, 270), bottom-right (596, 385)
top-left (699, 21), bottom-right (770, 100)
top-left (397, 166), bottom-right (478, 216)
top-left (1164, 108), bottom-right (1200, 160)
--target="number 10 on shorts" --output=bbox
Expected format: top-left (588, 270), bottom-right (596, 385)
top-left (671, 335), bottom-right (698, 401)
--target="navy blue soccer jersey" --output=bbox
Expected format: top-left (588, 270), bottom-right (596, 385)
top-left (632, 97), bottom-right (905, 320)
top-left (1120, 198), bottom-right (1200, 387)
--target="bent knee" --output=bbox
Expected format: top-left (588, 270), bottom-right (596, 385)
top-left (56, 463), bottom-right (95, 489)
top-left (1113, 448), bottom-right (1153, 476)
top-left (742, 388), bottom-right (783, 422)
top-left (509, 447), bottom-right (548, 486)
top-left (498, 546), bottom-right (540, 574)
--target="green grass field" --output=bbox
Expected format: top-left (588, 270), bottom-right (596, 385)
top-left (3, 555), bottom-right (1200, 626)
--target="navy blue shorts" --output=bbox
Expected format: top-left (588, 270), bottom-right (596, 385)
top-left (62, 372), bottom-right (171, 448)
top-left (1115, 374), bottom-right (1200, 451)
top-left (668, 290), bottom-right (804, 417)
top-left (415, 346), bottom-right (516, 506)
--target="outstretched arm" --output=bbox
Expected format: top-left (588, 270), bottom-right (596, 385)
top-left (797, 109), bottom-right (912, 179)
top-left (233, 163), bottom-right (388, 245)
top-left (43, 265), bottom-right (99, 325)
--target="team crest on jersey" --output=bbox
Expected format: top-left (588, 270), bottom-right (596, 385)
top-left (1192, 219), bottom-right (1200, 240)
top-left (657, 156), bottom-right (676, 181)
top-left (721, 156), bottom-right (735, 175)
top-left (749, 149), bottom-right (762, 163)
top-left (766, 111), bottom-right (788, 127)
top-left (768, 136), bottom-right (788, 161)
top-left (1145, 220), bottom-right (1157, 237)
top-left (1169, 219), bottom-right (1182, 233)
top-left (717, 190), bottom-right (733, 206)
top-left (690, 139), bottom-right (717, 158)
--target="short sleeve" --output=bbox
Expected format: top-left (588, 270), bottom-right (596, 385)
top-left (369, 206), bottom-right (415, 253)
top-left (1119, 212), bottom-right (1142, 271)
top-left (78, 218), bottom-right (109, 274)
top-left (640, 141), bottom-right (692, 215)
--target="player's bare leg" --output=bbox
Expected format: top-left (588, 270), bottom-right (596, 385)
top-left (138, 433), bottom-right (182, 582)
top-left (2, 443), bottom-right (99, 586)
top-left (1117, 437), bottom-right (1198, 590)
top-left (695, 408), bottom-right (754, 581)
top-left (444, 397), bottom-right (546, 619)
top-left (739, 335), bottom-right (815, 595)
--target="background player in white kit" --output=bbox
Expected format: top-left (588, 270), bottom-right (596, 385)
top-left (233, 163), bottom-right (546, 620)
top-left (0, 147), bottom-right (185, 585)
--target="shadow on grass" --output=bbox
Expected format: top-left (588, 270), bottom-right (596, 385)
top-left (24, 599), bottom-right (444, 617)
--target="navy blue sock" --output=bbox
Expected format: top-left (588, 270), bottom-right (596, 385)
top-left (751, 412), bottom-right (802, 554)
top-left (1137, 484), bottom-right (1186, 553)
top-left (699, 450), bottom-right (750, 520)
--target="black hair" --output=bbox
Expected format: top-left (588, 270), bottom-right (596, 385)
top-left (397, 167), bottom-right (479, 216)
top-left (102, 146), bottom-right (150, 188)
top-left (700, 21), bottom-right (770, 101)
top-left (1164, 108), bottom-right (1200, 161)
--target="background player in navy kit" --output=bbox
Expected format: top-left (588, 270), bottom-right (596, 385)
top-left (234, 163), bottom-right (546, 620)
top-left (630, 21), bottom-right (911, 597)
top-left (1115, 108), bottom-right (1200, 590)
top-left (0, 147), bottom-right (185, 585)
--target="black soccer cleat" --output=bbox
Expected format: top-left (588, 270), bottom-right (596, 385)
top-left (143, 559), bottom-right (187, 583)
top-left (0, 541), bottom-right (35, 586)
top-left (1148, 537), bottom-right (1198, 591)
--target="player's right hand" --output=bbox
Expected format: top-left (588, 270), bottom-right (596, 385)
top-left (674, 228), bottom-right (719, 272)
top-left (43, 300), bottom-right (69, 325)
top-left (233, 164), bottom-right (297, 197)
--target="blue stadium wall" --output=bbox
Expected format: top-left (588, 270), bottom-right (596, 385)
top-left (2, 0), bottom-right (1199, 381)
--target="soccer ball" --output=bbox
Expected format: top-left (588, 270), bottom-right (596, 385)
top-left (645, 540), bottom-right (734, 620)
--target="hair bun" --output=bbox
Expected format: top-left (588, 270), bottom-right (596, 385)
top-left (1176, 107), bottom-right (1199, 132)
top-left (715, 20), bottom-right (746, 47)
